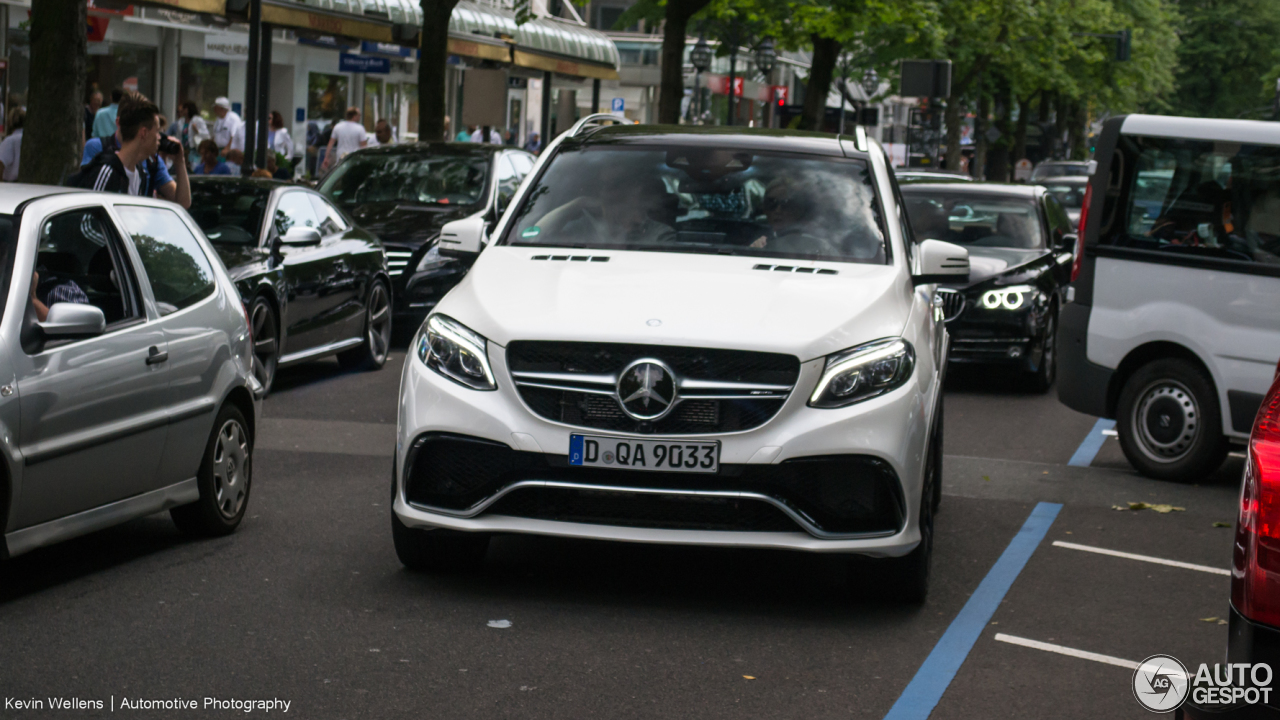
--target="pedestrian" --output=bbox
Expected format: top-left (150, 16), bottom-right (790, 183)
top-left (224, 149), bottom-right (244, 176)
top-left (191, 139), bottom-right (232, 175)
top-left (268, 111), bottom-right (293, 161)
top-left (524, 131), bottom-right (541, 154)
top-left (0, 108), bottom-right (24, 181)
top-left (371, 119), bottom-right (394, 147)
top-left (177, 100), bottom-right (210, 166)
top-left (456, 124), bottom-right (475, 142)
top-left (266, 152), bottom-right (291, 181)
top-left (322, 107), bottom-right (367, 172)
top-left (84, 91), bottom-right (102, 142)
top-left (443, 115), bottom-right (452, 141)
top-left (69, 93), bottom-right (190, 209)
top-left (92, 89), bottom-right (122, 140)
top-left (79, 92), bottom-right (189, 208)
top-left (211, 96), bottom-right (243, 155)
top-left (469, 125), bottom-right (502, 145)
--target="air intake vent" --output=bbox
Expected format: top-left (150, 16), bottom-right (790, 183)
top-left (753, 264), bottom-right (838, 275)
top-left (531, 255), bottom-right (610, 262)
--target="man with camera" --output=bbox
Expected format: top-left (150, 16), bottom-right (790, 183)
top-left (72, 92), bottom-right (190, 208)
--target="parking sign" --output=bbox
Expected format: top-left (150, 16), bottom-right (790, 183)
top-left (611, 97), bottom-right (624, 113)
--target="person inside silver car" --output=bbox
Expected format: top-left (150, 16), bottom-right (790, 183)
top-left (30, 271), bottom-right (89, 322)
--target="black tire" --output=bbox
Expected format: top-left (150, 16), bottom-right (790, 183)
top-left (248, 296), bottom-right (279, 397)
top-left (392, 513), bottom-right (489, 571)
top-left (1116, 358), bottom-right (1230, 482)
top-left (171, 404), bottom-right (252, 537)
top-left (1023, 307), bottom-right (1057, 393)
top-left (850, 439), bottom-right (935, 604)
top-left (338, 279), bottom-right (392, 371)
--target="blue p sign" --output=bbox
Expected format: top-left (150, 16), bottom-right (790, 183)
top-left (611, 97), bottom-right (624, 113)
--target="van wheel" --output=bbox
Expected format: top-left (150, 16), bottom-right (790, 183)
top-left (171, 404), bottom-right (252, 536)
top-left (1116, 358), bottom-right (1229, 482)
top-left (1024, 308), bottom-right (1057, 393)
top-left (392, 513), bottom-right (489, 571)
top-left (338, 279), bottom-right (391, 371)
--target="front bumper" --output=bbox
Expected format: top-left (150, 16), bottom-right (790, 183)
top-left (392, 337), bottom-right (934, 556)
top-left (943, 296), bottom-right (1048, 371)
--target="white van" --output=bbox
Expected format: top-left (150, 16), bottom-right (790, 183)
top-left (1058, 115), bottom-right (1280, 482)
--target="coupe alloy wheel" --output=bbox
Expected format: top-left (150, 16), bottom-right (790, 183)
top-left (250, 298), bottom-right (278, 393)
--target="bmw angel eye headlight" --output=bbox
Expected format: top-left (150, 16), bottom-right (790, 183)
top-left (418, 314), bottom-right (496, 390)
top-left (980, 285), bottom-right (1036, 311)
top-left (809, 338), bottom-right (915, 409)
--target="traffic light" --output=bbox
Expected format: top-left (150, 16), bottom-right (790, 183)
top-left (1115, 29), bottom-right (1131, 62)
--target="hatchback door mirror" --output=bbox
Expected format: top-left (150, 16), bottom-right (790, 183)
top-left (41, 303), bottom-right (106, 337)
top-left (439, 215), bottom-right (487, 260)
top-left (280, 226), bottom-right (322, 246)
top-left (913, 239), bottom-right (970, 284)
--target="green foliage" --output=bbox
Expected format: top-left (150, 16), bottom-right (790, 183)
top-left (1173, 0), bottom-right (1280, 118)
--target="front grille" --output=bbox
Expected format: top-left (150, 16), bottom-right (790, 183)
top-left (386, 249), bottom-right (414, 277)
top-left (403, 433), bottom-right (905, 535)
top-left (507, 341), bottom-right (799, 435)
top-left (935, 288), bottom-right (965, 322)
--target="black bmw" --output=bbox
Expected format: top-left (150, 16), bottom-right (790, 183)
top-left (318, 143), bottom-right (538, 329)
top-left (900, 183), bottom-right (1076, 392)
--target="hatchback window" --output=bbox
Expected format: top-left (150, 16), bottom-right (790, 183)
top-left (1111, 136), bottom-right (1280, 265)
top-left (34, 209), bottom-right (140, 326)
top-left (503, 146), bottom-right (888, 264)
top-left (901, 193), bottom-right (1045, 250)
top-left (117, 206), bottom-right (217, 316)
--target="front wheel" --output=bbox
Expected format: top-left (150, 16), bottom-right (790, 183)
top-left (248, 296), bottom-right (279, 396)
top-left (1115, 358), bottom-right (1229, 482)
top-left (338, 279), bottom-right (391, 371)
top-left (171, 404), bottom-right (253, 536)
top-left (392, 514), bottom-right (489, 571)
top-left (1023, 308), bottom-right (1057, 393)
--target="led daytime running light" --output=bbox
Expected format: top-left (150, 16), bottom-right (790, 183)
top-left (419, 314), bottom-right (496, 390)
top-left (809, 338), bottom-right (914, 408)
top-left (980, 285), bottom-right (1034, 311)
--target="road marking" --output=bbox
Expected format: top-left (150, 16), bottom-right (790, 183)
top-left (882, 501), bottom-right (1062, 720)
top-left (993, 633), bottom-right (1139, 670)
top-left (1068, 418), bottom-right (1115, 467)
top-left (1052, 540), bottom-right (1230, 576)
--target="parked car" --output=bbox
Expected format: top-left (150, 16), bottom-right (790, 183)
top-left (1058, 115), bottom-right (1280, 482)
top-left (0, 186), bottom-right (262, 558)
top-left (900, 183), bottom-right (1075, 391)
top-left (188, 177), bottom-right (392, 395)
top-left (1030, 160), bottom-right (1093, 181)
top-left (895, 169), bottom-right (975, 184)
top-left (390, 119), bottom-right (970, 601)
top-left (317, 143), bottom-right (537, 331)
top-left (1040, 175), bottom-right (1089, 229)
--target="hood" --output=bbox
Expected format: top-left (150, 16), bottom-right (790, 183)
top-left (437, 247), bottom-right (911, 361)
top-left (342, 201), bottom-right (475, 248)
top-left (212, 243), bottom-right (270, 281)
top-left (960, 247), bottom-right (1048, 286)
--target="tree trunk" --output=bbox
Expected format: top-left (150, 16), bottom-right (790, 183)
top-left (801, 35), bottom-right (840, 131)
top-left (1012, 94), bottom-right (1031, 169)
top-left (1069, 102), bottom-right (1088, 160)
top-left (1052, 95), bottom-right (1068, 160)
top-left (943, 97), bottom-right (963, 171)
top-left (973, 90), bottom-right (989, 180)
top-left (20, 0), bottom-right (85, 185)
top-left (987, 81), bottom-right (1012, 182)
top-left (418, 0), bottom-right (460, 141)
top-left (657, 0), bottom-right (709, 125)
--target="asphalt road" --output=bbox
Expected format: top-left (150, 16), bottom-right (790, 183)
top-left (0, 355), bottom-right (1243, 719)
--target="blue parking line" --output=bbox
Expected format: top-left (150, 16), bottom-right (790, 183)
top-left (882, 501), bottom-right (1063, 720)
top-left (1067, 418), bottom-right (1116, 467)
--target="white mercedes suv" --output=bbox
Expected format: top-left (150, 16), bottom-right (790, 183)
top-left (391, 120), bottom-right (970, 600)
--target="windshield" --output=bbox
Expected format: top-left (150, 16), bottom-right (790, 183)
top-left (1044, 182), bottom-right (1086, 209)
top-left (188, 183), bottom-right (271, 245)
top-left (902, 193), bottom-right (1045, 250)
top-left (1032, 163), bottom-right (1090, 180)
top-left (502, 146), bottom-right (887, 264)
top-left (320, 153), bottom-right (490, 207)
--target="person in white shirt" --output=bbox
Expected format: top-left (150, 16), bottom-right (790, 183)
top-left (322, 107), bottom-right (368, 172)
top-left (0, 109), bottom-right (24, 182)
top-left (211, 96), bottom-right (243, 155)
top-left (177, 100), bottom-right (210, 167)
top-left (366, 119), bottom-right (395, 148)
top-left (268, 111), bottom-right (294, 160)
top-left (468, 125), bottom-right (504, 145)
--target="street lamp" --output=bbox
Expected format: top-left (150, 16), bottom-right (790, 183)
top-left (754, 37), bottom-right (776, 78)
top-left (861, 69), bottom-right (879, 98)
top-left (690, 35), bottom-right (712, 123)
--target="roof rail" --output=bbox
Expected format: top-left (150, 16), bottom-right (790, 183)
top-left (568, 113), bottom-right (636, 138)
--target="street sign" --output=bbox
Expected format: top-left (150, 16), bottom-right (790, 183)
top-left (611, 97), bottom-right (624, 113)
top-left (339, 53), bottom-right (391, 74)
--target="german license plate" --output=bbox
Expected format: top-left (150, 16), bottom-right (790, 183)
top-left (568, 434), bottom-right (719, 473)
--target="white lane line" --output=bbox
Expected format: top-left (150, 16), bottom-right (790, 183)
top-left (1053, 540), bottom-right (1231, 576)
top-left (994, 633), bottom-right (1139, 670)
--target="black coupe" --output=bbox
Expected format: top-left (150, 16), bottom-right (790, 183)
top-left (900, 183), bottom-right (1076, 392)
top-left (189, 177), bottom-right (392, 395)
top-left (318, 143), bottom-right (538, 328)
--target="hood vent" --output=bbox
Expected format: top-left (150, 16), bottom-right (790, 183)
top-left (753, 264), bottom-right (838, 275)
top-left (531, 255), bottom-right (610, 262)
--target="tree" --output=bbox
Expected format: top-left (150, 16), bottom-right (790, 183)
top-left (20, 0), bottom-right (86, 185)
top-left (1173, 0), bottom-right (1280, 118)
top-left (418, 0), bottom-right (462, 141)
top-left (617, 0), bottom-right (714, 124)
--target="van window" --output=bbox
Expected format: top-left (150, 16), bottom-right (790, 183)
top-left (1109, 136), bottom-right (1280, 265)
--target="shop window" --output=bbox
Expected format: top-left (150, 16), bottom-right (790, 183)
top-left (87, 43), bottom-right (156, 99)
top-left (179, 59), bottom-right (229, 121)
top-left (363, 78), bottom-right (381, 131)
top-left (308, 73), bottom-right (350, 124)
top-left (404, 84), bottom-right (419, 139)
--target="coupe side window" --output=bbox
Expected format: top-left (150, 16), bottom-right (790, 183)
top-left (273, 192), bottom-right (320, 237)
top-left (308, 193), bottom-right (349, 236)
top-left (116, 206), bottom-right (216, 316)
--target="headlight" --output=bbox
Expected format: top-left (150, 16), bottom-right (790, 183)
top-left (415, 243), bottom-right (451, 273)
top-left (809, 338), bottom-right (915, 408)
top-left (418, 314), bottom-right (496, 390)
top-left (980, 284), bottom-right (1035, 310)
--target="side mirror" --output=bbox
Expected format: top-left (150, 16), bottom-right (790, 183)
top-left (280, 226), bottom-right (322, 246)
top-left (41, 303), bottom-right (106, 337)
top-left (1058, 233), bottom-right (1078, 252)
top-left (439, 215), bottom-right (486, 260)
top-left (913, 239), bottom-right (970, 285)
top-left (496, 188), bottom-right (514, 214)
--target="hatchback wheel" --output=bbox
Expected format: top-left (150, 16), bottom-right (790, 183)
top-left (338, 279), bottom-right (391, 371)
top-left (249, 296), bottom-right (279, 396)
top-left (1116, 358), bottom-right (1229, 482)
top-left (171, 404), bottom-right (252, 536)
top-left (392, 513), bottom-right (489, 571)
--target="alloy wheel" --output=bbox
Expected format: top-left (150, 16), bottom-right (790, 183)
top-left (250, 299), bottom-right (278, 391)
top-left (367, 283), bottom-right (391, 364)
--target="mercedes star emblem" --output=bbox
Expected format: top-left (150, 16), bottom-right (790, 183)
top-left (616, 358), bottom-right (678, 421)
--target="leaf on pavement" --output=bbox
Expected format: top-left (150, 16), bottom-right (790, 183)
top-left (743, 675), bottom-right (756, 680)
top-left (982, 475), bottom-right (991, 482)
top-left (1113, 502), bottom-right (1185, 513)
top-left (1214, 522), bottom-right (1232, 528)
top-left (1200, 617), bottom-right (1219, 622)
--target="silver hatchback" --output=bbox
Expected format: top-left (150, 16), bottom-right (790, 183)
top-left (0, 186), bottom-right (262, 558)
